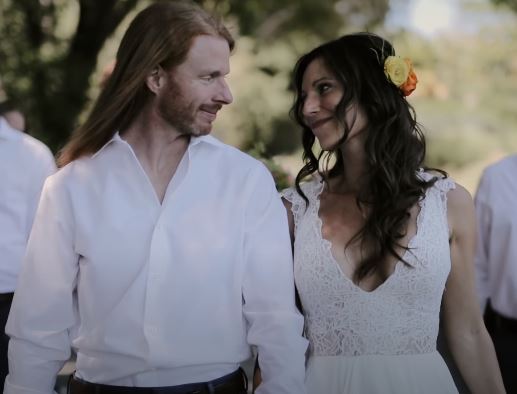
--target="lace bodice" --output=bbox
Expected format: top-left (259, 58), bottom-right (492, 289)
top-left (283, 173), bottom-right (455, 357)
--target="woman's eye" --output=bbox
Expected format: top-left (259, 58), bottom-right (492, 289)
top-left (317, 83), bottom-right (331, 94)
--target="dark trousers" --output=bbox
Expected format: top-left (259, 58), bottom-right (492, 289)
top-left (0, 293), bottom-right (14, 388)
top-left (68, 368), bottom-right (248, 394)
top-left (484, 302), bottom-right (517, 394)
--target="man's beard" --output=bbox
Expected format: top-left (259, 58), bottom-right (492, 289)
top-left (157, 82), bottom-right (201, 136)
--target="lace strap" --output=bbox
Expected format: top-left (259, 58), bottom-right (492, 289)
top-left (433, 177), bottom-right (456, 227)
top-left (282, 177), bottom-right (325, 233)
top-left (432, 176), bottom-right (456, 194)
top-left (418, 170), bottom-right (456, 193)
top-left (281, 187), bottom-right (307, 233)
top-left (418, 175), bottom-right (456, 242)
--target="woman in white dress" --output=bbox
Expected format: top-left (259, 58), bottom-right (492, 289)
top-left (281, 33), bottom-right (505, 394)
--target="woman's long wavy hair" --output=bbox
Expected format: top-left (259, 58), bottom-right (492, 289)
top-left (57, 1), bottom-right (234, 167)
top-left (292, 32), bottom-right (445, 282)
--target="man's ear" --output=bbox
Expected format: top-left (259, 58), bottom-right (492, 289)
top-left (146, 66), bottom-right (164, 95)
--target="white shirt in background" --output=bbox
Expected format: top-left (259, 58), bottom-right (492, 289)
top-left (0, 116), bottom-right (56, 293)
top-left (474, 154), bottom-right (517, 318)
top-left (5, 133), bottom-right (307, 394)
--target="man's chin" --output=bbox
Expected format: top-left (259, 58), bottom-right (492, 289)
top-left (193, 123), bottom-right (213, 136)
top-left (179, 125), bottom-right (211, 137)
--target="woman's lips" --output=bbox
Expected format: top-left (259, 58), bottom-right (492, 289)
top-left (309, 117), bottom-right (332, 130)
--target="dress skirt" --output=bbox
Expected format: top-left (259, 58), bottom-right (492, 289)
top-left (305, 351), bottom-right (459, 394)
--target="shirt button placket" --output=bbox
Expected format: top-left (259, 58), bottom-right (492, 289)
top-left (144, 218), bottom-right (169, 346)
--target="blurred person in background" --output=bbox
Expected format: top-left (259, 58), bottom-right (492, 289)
top-left (4, 2), bottom-right (307, 393)
top-left (276, 32), bottom-right (505, 394)
top-left (475, 154), bottom-right (517, 393)
top-left (0, 101), bottom-right (26, 132)
top-left (0, 99), bottom-right (56, 387)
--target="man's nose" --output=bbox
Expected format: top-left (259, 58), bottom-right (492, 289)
top-left (215, 78), bottom-right (233, 105)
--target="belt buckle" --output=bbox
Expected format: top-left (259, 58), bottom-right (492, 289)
top-left (191, 382), bottom-right (213, 394)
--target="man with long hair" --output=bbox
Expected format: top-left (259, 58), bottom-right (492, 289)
top-left (4, 2), bottom-right (307, 393)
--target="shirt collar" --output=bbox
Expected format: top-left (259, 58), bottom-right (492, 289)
top-left (91, 131), bottom-right (123, 158)
top-left (92, 132), bottom-right (223, 158)
top-left (189, 134), bottom-right (223, 148)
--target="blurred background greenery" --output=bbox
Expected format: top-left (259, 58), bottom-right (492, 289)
top-left (1, 0), bottom-right (516, 193)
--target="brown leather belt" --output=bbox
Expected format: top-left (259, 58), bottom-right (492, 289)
top-left (68, 368), bottom-right (248, 394)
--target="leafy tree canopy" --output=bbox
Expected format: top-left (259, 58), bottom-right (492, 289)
top-left (491, 0), bottom-right (517, 12)
top-left (0, 0), bottom-right (389, 153)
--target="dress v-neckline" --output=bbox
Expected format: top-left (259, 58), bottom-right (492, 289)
top-left (313, 180), bottom-right (424, 294)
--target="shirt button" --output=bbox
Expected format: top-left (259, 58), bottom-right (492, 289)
top-left (147, 326), bottom-right (158, 334)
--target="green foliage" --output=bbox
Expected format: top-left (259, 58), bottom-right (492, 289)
top-left (247, 142), bottom-right (291, 191)
top-left (2, 0), bottom-right (516, 180)
top-left (201, 0), bottom-right (388, 41)
top-left (425, 133), bottom-right (498, 168)
top-left (0, 0), bottom-right (140, 151)
top-left (387, 9), bottom-right (517, 170)
top-left (0, 0), bottom-right (389, 154)
top-left (208, 0), bottom-right (389, 158)
top-left (491, 0), bottom-right (517, 12)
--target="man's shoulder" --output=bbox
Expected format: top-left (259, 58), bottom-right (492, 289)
top-left (477, 154), bottom-right (517, 200)
top-left (482, 154), bottom-right (517, 180)
top-left (18, 133), bottom-right (54, 159)
top-left (4, 130), bottom-right (55, 172)
top-left (0, 117), bottom-right (53, 160)
top-left (43, 158), bottom-right (87, 194)
top-left (198, 135), bottom-right (264, 169)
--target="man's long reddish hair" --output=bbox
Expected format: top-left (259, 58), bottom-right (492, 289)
top-left (57, 1), bottom-right (234, 167)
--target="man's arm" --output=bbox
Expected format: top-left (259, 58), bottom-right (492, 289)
top-left (241, 164), bottom-right (307, 394)
top-left (442, 185), bottom-right (504, 394)
top-left (26, 147), bottom-right (56, 237)
top-left (5, 173), bottom-right (79, 394)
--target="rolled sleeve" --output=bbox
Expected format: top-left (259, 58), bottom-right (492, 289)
top-left (241, 165), bottom-right (307, 394)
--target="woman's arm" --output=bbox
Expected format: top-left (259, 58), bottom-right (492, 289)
top-left (442, 184), bottom-right (505, 394)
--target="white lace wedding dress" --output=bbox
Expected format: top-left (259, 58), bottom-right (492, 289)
top-left (283, 173), bottom-right (459, 394)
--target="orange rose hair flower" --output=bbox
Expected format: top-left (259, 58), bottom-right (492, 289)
top-left (384, 56), bottom-right (418, 97)
top-left (400, 58), bottom-right (418, 96)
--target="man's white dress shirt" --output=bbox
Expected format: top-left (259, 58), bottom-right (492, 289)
top-left (5, 133), bottom-right (307, 394)
top-left (0, 117), bottom-right (56, 293)
top-left (475, 154), bottom-right (517, 319)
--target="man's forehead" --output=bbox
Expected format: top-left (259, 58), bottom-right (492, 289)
top-left (177, 35), bottom-right (231, 73)
top-left (186, 35), bottom-right (230, 58)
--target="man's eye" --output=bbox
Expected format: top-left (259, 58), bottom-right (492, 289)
top-left (201, 76), bottom-right (214, 82)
